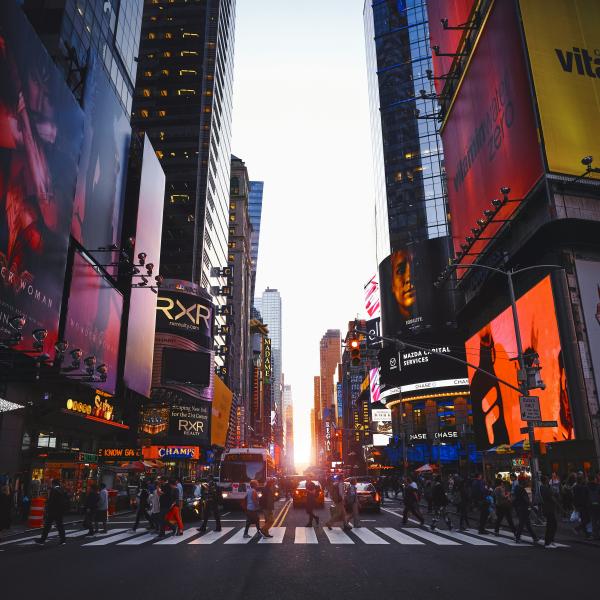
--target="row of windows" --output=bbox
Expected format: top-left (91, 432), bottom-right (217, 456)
top-left (147, 31), bottom-right (200, 39)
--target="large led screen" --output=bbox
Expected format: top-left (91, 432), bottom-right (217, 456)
top-left (466, 276), bottom-right (574, 450)
top-left (63, 251), bottom-right (123, 395)
top-left (379, 236), bottom-right (451, 336)
top-left (520, 0), bottom-right (600, 179)
top-left (71, 56), bottom-right (131, 257)
top-left (427, 0), bottom-right (476, 95)
top-left (0, 2), bottom-right (83, 355)
top-left (123, 136), bottom-right (165, 397)
top-left (441, 0), bottom-right (543, 263)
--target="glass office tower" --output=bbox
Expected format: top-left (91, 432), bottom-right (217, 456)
top-left (248, 181), bottom-right (264, 299)
top-left (364, 0), bottom-right (448, 260)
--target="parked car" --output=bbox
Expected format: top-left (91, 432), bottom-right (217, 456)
top-left (292, 480), bottom-right (325, 509)
top-left (356, 482), bottom-right (381, 513)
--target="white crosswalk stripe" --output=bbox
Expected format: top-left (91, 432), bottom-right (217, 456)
top-left (294, 527), bottom-right (318, 544)
top-left (0, 525), bottom-right (571, 548)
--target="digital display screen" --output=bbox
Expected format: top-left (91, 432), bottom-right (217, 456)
top-left (162, 348), bottom-right (211, 387)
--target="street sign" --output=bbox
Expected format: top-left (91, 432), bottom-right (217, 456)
top-left (519, 396), bottom-right (541, 421)
top-left (520, 420), bottom-right (558, 433)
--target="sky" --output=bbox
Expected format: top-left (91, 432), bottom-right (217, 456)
top-left (231, 0), bottom-right (377, 470)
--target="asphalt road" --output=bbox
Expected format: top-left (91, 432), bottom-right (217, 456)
top-left (0, 497), bottom-right (596, 600)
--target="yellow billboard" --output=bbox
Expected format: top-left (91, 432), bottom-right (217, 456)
top-left (211, 375), bottom-right (233, 447)
top-left (520, 0), bottom-right (600, 178)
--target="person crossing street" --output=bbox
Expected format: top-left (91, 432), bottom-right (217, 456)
top-left (35, 479), bottom-right (69, 546)
top-left (430, 475), bottom-right (452, 531)
top-left (402, 477), bottom-right (425, 526)
top-left (540, 474), bottom-right (560, 548)
top-left (260, 478), bottom-right (275, 537)
top-left (325, 477), bottom-right (348, 531)
top-left (513, 475), bottom-right (540, 544)
top-left (198, 475), bottom-right (222, 533)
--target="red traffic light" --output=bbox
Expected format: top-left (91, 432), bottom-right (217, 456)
top-left (350, 339), bottom-right (359, 349)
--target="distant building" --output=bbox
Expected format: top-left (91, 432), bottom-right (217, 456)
top-left (283, 384), bottom-right (294, 473)
top-left (248, 181), bottom-right (264, 299)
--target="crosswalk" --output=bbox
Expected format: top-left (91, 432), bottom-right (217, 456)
top-left (0, 525), bottom-right (569, 549)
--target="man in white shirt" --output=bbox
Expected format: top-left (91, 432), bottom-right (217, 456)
top-left (95, 483), bottom-right (109, 533)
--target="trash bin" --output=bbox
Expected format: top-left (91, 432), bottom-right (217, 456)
top-left (28, 497), bottom-right (46, 529)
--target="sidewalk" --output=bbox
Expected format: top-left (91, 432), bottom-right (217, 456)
top-left (0, 509), bottom-right (134, 541)
top-left (381, 495), bottom-right (600, 548)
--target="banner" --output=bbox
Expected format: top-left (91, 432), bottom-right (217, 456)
top-left (0, 2), bottom-right (83, 355)
top-left (441, 0), bottom-right (543, 262)
top-left (211, 375), bottom-right (233, 447)
top-left (168, 401), bottom-right (210, 446)
top-left (364, 274), bottom-right (380, 318)
top-left (520, 0), bottom-right (600, 178)
top-left (466, 276), bottom-right (574, 450)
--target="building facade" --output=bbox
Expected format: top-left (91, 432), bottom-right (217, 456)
top-left (283, 384), bottom-right (294, 473)
top-left (248, 181), bottom-right (264, 299)
top-left (131, 0), bottom-right (236, 367)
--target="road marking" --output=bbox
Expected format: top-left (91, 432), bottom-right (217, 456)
top-left (83, 531), bottom-right (142, 546)
top-left (225, 528), bottom-right (258, 544)
top-left (189, 527), bottom-right (234, 544)
top-left (431, 529), bottom-right (496, 546)
top-left (381, 507), bottom-right (403, 518)
top-left (221, 512), bottom-right (231, 517)
top-left (294, 527), bottom-right (318, 544)
top-left (19, 529), bottom-right (92, 545)
top-left (323, 527), bottom-right (354, 544)
top-left (495, 529), bottom-right (568, 548)
top-left (401, 528), bottom-right (460, 545)
top-left (375, 527), bottom-right (424, 545)
top-left (258, 527), bottom-right (286, 544)
top-left (465, 529), bottom-right (528, 546)
top-left (153, 529), bottom-right (200, 545)
top-left (350, 528), bottom-right (389, 545)
top-left (118, 533), bottom-right (158, 545)
top-left (273, 499), bottom-right (292, 527)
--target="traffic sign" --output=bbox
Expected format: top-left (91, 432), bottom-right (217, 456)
top-left (519, 396), bottom-right (541, 421)
top-left (520, 420), bottom-right (558, 433)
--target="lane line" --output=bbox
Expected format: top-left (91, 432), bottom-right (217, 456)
top-left (188, 527), bottom-right (234, 544)
top-left (294, 527), bottom-right (318, 544)
top-left (323, 527), bottom-right (354, 544)
top-left (375, 527), bottom-right (424, 545)
top-left (350, 528), bottom-right (389, 545)
top-left (153, 528), bottom-right (200, 545)
top-left (258, 527), bottom-right (286, 544)
top-left (273, 499), bottom-right (292, 528)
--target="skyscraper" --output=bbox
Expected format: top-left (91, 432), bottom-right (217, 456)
top-left (132, 1), bottom-right (236, 321)
top-left (320, 330), bottom-right (341, 420)
top-left (257, 288), bottom-right (283, 450)
top-left (364, 0), bottom-right (448, 261)
top-left (283, 384), bottom-right (294, 473)
top-left (248, 181), bottom-right (264, 299)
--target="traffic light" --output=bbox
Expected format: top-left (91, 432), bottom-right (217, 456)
top-left (350, 336), bottom-right (361, 367)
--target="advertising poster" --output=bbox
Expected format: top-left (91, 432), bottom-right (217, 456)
top-left (63, 251), bottom-right (123, 394)
top-left (379, 237), bottom-right (451, 336)
top-left (0, 2), bottom-right (83, 355)
top-left (575, 259), bottom-right (600, 404)
top-left (427, 0), bottom-right (476, 95)
top-left (369, 367), bottom-right (381, 404)
top-left (371, 407), bottom-right (392, 446)
top-left (441, 0), bottom-right (543, 262)
top-left (71, 56), bottom-right (131, 256)
top-left (123, 135), bottom-right (165, 397)
top-left (520, 0), bottom-right (600, 179)
top-left (466, 276), bottom-right (574, 450)
top-left (152, 280), bottom-right (214, 403)
top-left (364, 274), bottom-right (381, 319)
top-left (212, 375), bottom-right (233, 447)
top-left (168, 401), bottom-right (211, 446)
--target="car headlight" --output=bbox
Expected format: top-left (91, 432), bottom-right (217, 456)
top-left (222, 492), bottom-right (228, 498)
top-left (257, 492), bottom-right (263, 498)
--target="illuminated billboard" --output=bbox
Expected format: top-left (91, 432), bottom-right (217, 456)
top-left (369, 368), bottom-right (381, 404)
top-left (441, 0), bottom-right (543, 262)
top-left (212, 375), bottom-right (233, 447)
top-left (379, 237), bottom-right (452, 336)
top-left (63, 252), bottom-right (123, 395)
top-left (519, 0), bottom-right (600, 179)
top-left (152, 280), bottom-right (214, 403)
top-left (123, 136), bottom-right (165, 397)
top-left (427, 0), bottom-right (476, 95)
top-left (364, 274), bottom-right (380, 319)
top-left (0, 2), bottom-right (83, 355)
top-left (466, 276), bottom-right (574, 450)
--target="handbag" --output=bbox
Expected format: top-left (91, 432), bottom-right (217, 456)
top-left (569, 510), bottom-right (580, 523)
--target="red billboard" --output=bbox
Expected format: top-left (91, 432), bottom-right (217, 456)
top-left (123, 136), bottom-right (165, 397)
top-left (0, 2), bottom-right (83, 355)
top-left (63, 251), bottom-right (123, 395)
top-left (427, 0), bottom-right (476, 95)
top-left (441, 0), bottom-right (543, 262)
top-left (466, 276), bottom-right (574, 450)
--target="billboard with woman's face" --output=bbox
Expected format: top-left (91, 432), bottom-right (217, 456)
top-left (466, 276), bottom-right (574, 450)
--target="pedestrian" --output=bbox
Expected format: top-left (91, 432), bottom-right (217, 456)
top-left (586, 472), bottom-right (600, 540)
top-left (0, 484), bottom-right (11, 539)
top-left (35, 479), bottom-right (69, 545)
top-left (325, 477), bottom-right (349, 531)
top-left (392, 474), bottom-right (401, 499)
top-left (456, 477), bottom-right (470, 531)
top-left (132, 481), bottom-right (152, 532)
top-left (376, 476), bottom-right (385, 506)
top-left (95, 483), bottom-right (108, 533)
top-left (149, 480), bottom-right (161, 532)
top-left (540, 474), bottom-right (560, 548)
top-left (157, 479), bottom-right (172, 538)
top-left (168, 478), bottom-right (184, 535)
top-left (430, 475), bottom-right (452, 531)
top-left (573, 472), bottom-right (591, 538)
top-left (176, 478), bottom-right (184, 511)
top-left (423, 478), bottom-right (434, 514)
top-left (305, 481), bottom-right (320, 528)
top-left (513, 475), bottom-right (540, 544)
top-left (83, 484), bottom-right (99, 536)
top-left (561, 473), bottom-right (575, 519)
top-left (402, 476), bottom-right (425, 525)
top-left (493, 476), bottom-right (515, 536)
top-left (258, 478), bottom-right (275, 537)
top-left (345, 478), bottom-right (360, 529)
top-left (243, 479), bottom-right (263, 539)
top-left (198, 475), bottom-right (222, 533)
top-left (471, 473), bottom-right (489, 534)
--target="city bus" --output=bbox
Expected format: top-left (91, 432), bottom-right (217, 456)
top-left (218, 447), bottom-right (275, 505)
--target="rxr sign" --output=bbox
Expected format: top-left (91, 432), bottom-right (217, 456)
top-left (178, 419), bottom-right (205, 434)
top-left (157, 296), bottom-right (211, 328)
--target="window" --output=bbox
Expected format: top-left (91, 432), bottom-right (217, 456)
top-left (37, 433), bottom-right (57, 448)
top-left (230, 202), bottom-right (236, 210)
top-left (161, 69), bottom-right (170, 76)
top-left (159, 131), bottom-right (166, 140)
top-left (177, 89), bottom-right (196, 96)
top-left (160, 89), bottom-right (168, 96)
top-left (156, 150), bottom-right (164, 159)
top-left (163, 51), bottom-right (172, 58)
top-left (229, 214), bottom-right (236, 222)
top-left (143, 70), bottom-right (152, 77)
top-left (183, 32), bottom-right (199, 38)
top-left (140, 109), bottom-right (149, 118)
top-left (228, 241), bottom-right (237, 249)
top-left (229, 227), bottom-right (235, 236)
top-left (142, 88), bottom-right (151, 97)
top-left (170, 194), bottom-right (189, 203)
top-left (181, 50), bottom-right (199, 56)
top-left (148, 32), bottom-right (156, 39)
top-left (179, 69), bottom-right (197, 76)
top-left (158, 110), bottom-right (166, 117)
top-left (164, 32), bottom-right (173, 39)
